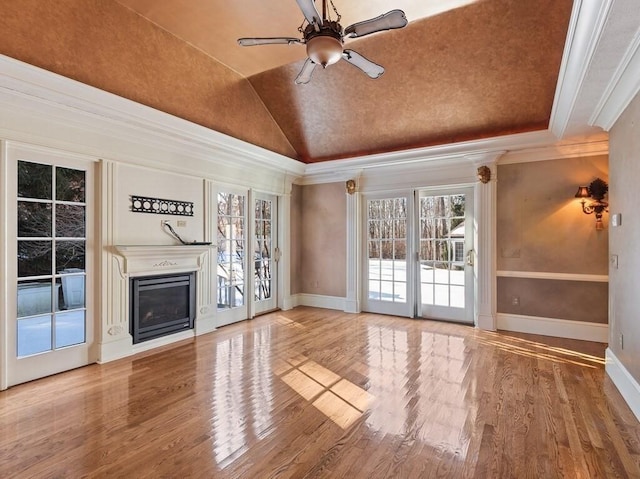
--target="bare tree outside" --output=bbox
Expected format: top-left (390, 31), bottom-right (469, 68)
top-left (254, 199), bottom-right (272, 301)
top-left (217, 193), bottom-right (246, 309)
top-left (16, 161), bottom-right (87, 355)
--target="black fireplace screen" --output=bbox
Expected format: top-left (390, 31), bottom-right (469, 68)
top-left (130, 272), bottom-right (196, 343)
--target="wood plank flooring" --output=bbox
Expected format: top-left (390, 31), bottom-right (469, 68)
top-left (1, 307), bottom-right (640, 478)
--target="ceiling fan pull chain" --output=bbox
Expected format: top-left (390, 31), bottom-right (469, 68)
top-left (298, 18), bottom-right (307, 34)
top-left (329, 0), bottom-right (341, 22)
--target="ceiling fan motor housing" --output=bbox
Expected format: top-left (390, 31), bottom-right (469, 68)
top-left (304, 22), bottom-right (343, 67)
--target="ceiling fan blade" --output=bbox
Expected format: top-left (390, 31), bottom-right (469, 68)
top-left (344, 9), bottom-right (408, 38)
top-left (342, 49), bottom-right (385, 79)
top-left (296, 0), bottom-right (323, 26)
top-left (295, 58), bottom-right (317, 85)
top-left (238, 37), bottom-right (303, 46)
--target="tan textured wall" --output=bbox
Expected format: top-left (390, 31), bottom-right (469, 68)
top-left (0, 0), bottom-right (296, 160)
top-left (290, 184), bottom-right (303, 295)
top-left (609, 91), bottom-right (640, 380)
top-left (497, 156), bottom-right (609, 323)
top-left (497, 278), bottom-right (608, 323)
top-left (298, 183), bottom-right (346, 297)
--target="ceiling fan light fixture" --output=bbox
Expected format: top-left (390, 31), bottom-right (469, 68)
top-left (306, 35), bottom-right (343, 68)
top-left (238, 0), bottom-right (408, 83)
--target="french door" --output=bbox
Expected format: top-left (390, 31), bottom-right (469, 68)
top-left (253, 193), bottom-right (277, 316)
top-left (362, 187), bottom-right (474, 323)
top-left (418, 188), bottom-right (474, 323)
top-left (4, 147), bottom-right (95, 387)
top-left (362, 194), bottom-right (414, 317)
top-left (216, 190), bottom-right (277, 327)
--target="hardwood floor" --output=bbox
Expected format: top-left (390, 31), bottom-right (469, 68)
top-left (1, 307), bottom-right (639, 478)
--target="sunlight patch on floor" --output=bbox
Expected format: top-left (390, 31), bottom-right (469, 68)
top-left (277, 355), bottom-right (374, 430)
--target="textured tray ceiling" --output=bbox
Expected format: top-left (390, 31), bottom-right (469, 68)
top-left (0, 0), bottom-right (574, 163)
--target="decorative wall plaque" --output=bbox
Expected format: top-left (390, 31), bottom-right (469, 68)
top-left (130, 195), bottom-right (194, 216)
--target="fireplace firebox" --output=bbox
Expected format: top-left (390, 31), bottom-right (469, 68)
top-left (130, 272), bottom-right (196, 343)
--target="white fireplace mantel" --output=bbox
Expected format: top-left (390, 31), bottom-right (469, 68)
top-left (113, 244), bottom-right (215, 276)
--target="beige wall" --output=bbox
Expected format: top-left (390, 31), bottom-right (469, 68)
top-left (497, 156), bottom-right (609, 323)
top-left (609, 91), bottom-right (640, 380)
top-left (116, 165), bottom-right (204, 246)
top-left (293, 183), bottom-right (347, 298)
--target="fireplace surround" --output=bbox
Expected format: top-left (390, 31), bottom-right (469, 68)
top-left (130, 272), bottom-right (196, 343)
top-left (102, 244), bottom-right (214, 362)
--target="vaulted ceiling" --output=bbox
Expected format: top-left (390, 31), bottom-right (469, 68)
top-left (0, 0), bottom-right (574, 163)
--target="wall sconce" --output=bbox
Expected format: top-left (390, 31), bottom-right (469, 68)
top-left (346, 179), bottom-right (356, 195)
top-left (575, 178), bottom-right (608, 230)
top-left (477, 165), bottom-right (491, 184)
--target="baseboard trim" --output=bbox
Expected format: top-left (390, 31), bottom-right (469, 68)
top-left (283, 295), bottom-right (299, 310)
top-left (606, 348), bottom-right (640, 422)
top-left (97, 336), bottom-right (134, 364)
top-left (497, 313), bottom-right (608, 343)
top-left (293, 294), bottom-right (346, 311)
top-left (476, 313), bottom-right (497, 331)
top-left (132, 330), bottom-right (195, 356)
top-left (194, 315), bottom-right (216, 336)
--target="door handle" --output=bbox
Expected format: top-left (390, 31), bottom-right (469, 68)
top-left (466, 249), bottom-right (474, 267)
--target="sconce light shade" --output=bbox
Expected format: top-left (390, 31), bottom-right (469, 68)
top-left (575, 178), bottom-right (608, 230)
top-left (575, 186), bottom-right (590, 198)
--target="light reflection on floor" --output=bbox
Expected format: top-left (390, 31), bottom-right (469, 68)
top-left (476, 330), bottom-right (605, 368)
top-left (207, 310), bottom-right (607, 469)
top-left (279, 355), bottom-right (375, 430)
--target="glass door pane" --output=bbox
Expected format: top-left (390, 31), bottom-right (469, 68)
top-left (217, 192), bottom-right (246, 310)
top-left (418, 190), bottom-right (473, 323)
top-left (362, 195), bottom-right (413, 317)
top-left (216, 192), bottom-right (249, 327)
top-left (17, 161), bottom-right (87, 357)
top-left (254, 195), bottom-right (277, 315)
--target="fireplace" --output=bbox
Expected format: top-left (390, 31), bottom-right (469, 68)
top-left (130, 272), bottom-right (196, 343)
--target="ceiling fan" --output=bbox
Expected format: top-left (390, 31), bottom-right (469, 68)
top-left (238, 0), bottom-right (408, 84)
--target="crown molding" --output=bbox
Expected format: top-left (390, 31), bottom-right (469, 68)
top-left (498, 137), bottom-right (609, 165)
top-left (590, 28), bottom-right (640, 130)
top-left (1, 34), bottom-right (616, 189)
top-left (302, 131), bottom-right (609, 185)
top-left (549, 0), bottom-right (614, 138)
top-left (0, 55), bottom-right (305, 182)
top-left (302, 130), bottom-right (563, 183)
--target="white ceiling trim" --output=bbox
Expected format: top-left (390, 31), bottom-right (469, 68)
top-left (499, 138), bottom-right (609, 165)
top-left (304, 130), bottom-right (557, 177)
top-left (0, 54), bottom-right (305, 180)
top-left (301, 129), bottom-right (610, 184)
top-left (590, 27), bottom-right (640, 130)
top-left (4, 0), bottom-right (630, 190)
top-left (549, 0), bottom-right (614, 139)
